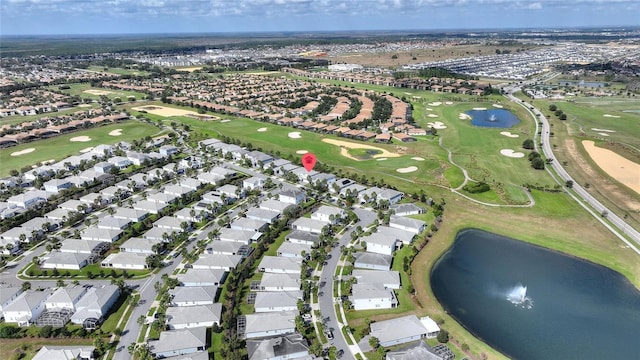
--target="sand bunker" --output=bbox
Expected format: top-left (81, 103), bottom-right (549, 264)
top-left (288, 132), bottom-right (302, 139)
top-left (428, 102), bottom-right (442, 106)
top-left (257, 127), bottom-right (268, 132)
top-left (322, 138), bottom-right (400, 161)
top-left (296, 150), bottom-right (308, 154)
top-left (10, 148), bottom-right (35, 156)
top-left (500, 149), bottom-right (525, 158)
top-left (377, 158), bottom-right (388, 161)
top-left (458, 113), bottom-right (472, 120)
top-left (598, 133), bottom-right (610, 136)
top-left (493, 104), bottom-right (504, 108)
top-left (500, 131), bottom-right (520, 138)
top-left (78, 104), bottom-right (91, 108)
top-left (220, 119), bottom-right (231, 123)
top-left (411, 157), bottom-right (425, 161)
top-left (583, 140), bottom-right (640, 195)
top-left (397, 166), bottom-right (418, 173)
top-left (603, 114), bottom-right (621, 118)
top-left (70, 136), bottom-right (92, 142)
top-left (132, 105), bottom-right (197, 117)
top-left (592, 128), bottom-right (615, 133)
top-left (83, 89), bottom-right (112, 96)
top-left (177, 66), bottom-right (203, 72)
top-left (473, 107), bottom-right (487, 111)
top-left (427, 114), bottom-right (439, 118)
top-left (42, 159), bottom-right (55, 165)
top-left (108, 129), bottom-right (122, 136)
top-left (445, 101), bottom-right (453, 105)
top-left (79, 147), bottom-right (94, 153)
top-left (428, 121), bottom-right (447, 129)
top-left (425, 108), bottom-right (433, 111)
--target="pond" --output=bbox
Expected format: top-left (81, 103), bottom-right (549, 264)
top-left (467, 109), bottom-right (520, 128)
top-left (430, 229), bottom-right (640, 360)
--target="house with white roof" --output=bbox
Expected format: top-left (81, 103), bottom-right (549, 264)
top-left (390, 203), bottom-right (426, 216)
top-left (361, 233), bottom-right (400, 256)
top-left (254, 291), bottom-right (302, 313)
top-left (43, 178), bottom-right (74, 194)
top-left (245, 207), bottom-right (280, 224)
top-left (7, 190), bottom-right (48, 208)
top-left (177, 269), bottom-right (226, 287)
top-left (0, 285), bottom-right (23, 318)
top-left (148, 327), bottom-right (207, 359)
top-left (120, 237), bottom-right (160, 255)
top-left (243, 176), bottom-right (266, 190)
top-left (277, 242), bottom-right (311, 259)
top-left (3, 289), bottom-right (52, 326)
top-left (70, 285), bottom-right (120, 328)
top-left (45, 286), bottom-right (88, 311)
top-left (101, 252), bottom-right (148, 270)
top-left (311, 205), bottom-right (344, 224)
top-left (147, 192), bottom-right (179, 204)
top-left (278, 189), bottom-right (306, 205)
top-left (59, 239), bottom-right (109, 255)
top-left (169, 286), bottom-right (218, 307)
top-left (166, 303), bottom-right (222, 329)
top-left (41, 252), bottom-right (91, 270)
top-left (242, 311), bottom-right (297, 339)
top-left (206, 241), bottom-right (250, 257)
top-left (254, 273), bottom-right (301, 292)
top-left (291, 218), bottom-right (327, 235)
top-left (81, 226), bottom-right (123, 243)
top-left (258, 256), bottom-right (302, 274)
top-left (134, 200), bottom-right (169, 215)
top-left (112, 207), bottom-right (149, 222)
top-left (192, 254), bottom-right (242, 271)
top-left (351, 283), bottom-right (397, 311)
top-left (32, 345), bottom-right (96, 360)
top-left (259, 199), bottom-right (292, 213)
top-left (97, 216), bottom-right (131, 230)
top-left (107, 156), bottom-right (132, 169)
top-left (247, 333), bottom-right (310, 360)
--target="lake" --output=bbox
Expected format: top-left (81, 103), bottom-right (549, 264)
top-left (467, 109), bottom-right (520, 128)
top-left (430, 229), bottom-right (640, 360)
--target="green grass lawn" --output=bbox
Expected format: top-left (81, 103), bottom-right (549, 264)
top-left (0, 121), bottom-right (163, 176)
top-left (0, 104), bottom-right (99, 127)
top-left (50, 83), bottom-right (148, 101)
top-left (87, 66), bottom-right (151, 77)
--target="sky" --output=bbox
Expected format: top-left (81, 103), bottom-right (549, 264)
top-left (1, 0), bottom-right (638, 36)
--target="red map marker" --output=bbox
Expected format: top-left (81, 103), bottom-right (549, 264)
top-left (302, 153), bottom-right (317, 172)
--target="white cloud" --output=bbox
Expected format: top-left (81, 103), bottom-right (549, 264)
top-left (527, 2), bottom-right (542, 9)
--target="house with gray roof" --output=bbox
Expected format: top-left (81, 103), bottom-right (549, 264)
top-left (247, 333), bottom-right (310, 360)
top-left (166, 304), bottom-right (222, 330)
top-left (390, 203), bottom-right (425, 216)
top-left (147, 192), bottom-right (179, 204)
top-left (245, 207), bottom-right (280, 224)
top-left (169, 286), bottom-right (218, 307)
top-left (177, 269), bottom-right (226, 287)
top-left (148, 327), bottom-right (207, 359)
top-left (242, 311), bottom-right (297, 339)
top-left (45, 286), bottom-right (88, 311)
top-left (354, 252), bottom-right (393, 271)
top-left (206, 241), bottom-right (246, 256)
top-left (97, 216), bottom-right (131, 230)
top-left (60, 239), bottom-right (109, 255)
top-left (164, 184), bottom-right (194, 197)
top-left (361, 233), bottom-right (400, 256)
top-left (285, 230), bottom-right (320, 246)
top-left (3, 289), bottom-right (52, 326)
top-left (254, 291), bottom-right (302, 313)
top-left (311, 205), bottom-right (344, 224)
top-left (277, 189), bottom-right (306, 205)
top-left (120, 237), bottom-right (160, 255)
top-left (112, 207), bottom-right (148, 222)
top-left (0, 284), bottom-right (23, 318)
top-left (351, 283), bottom-right (397, 311)
top-left (259, 199), bottom-right (292, 213)
top-left (154, 216), bottom-right (186, 231)
top-left (231, 217), bottom-right (268, 232)
top-left (70, 285), bottom-right (120, 328)
top-left (385, 341), bottom-right (445, 360)
top-left (81, 226), bottom-right (123, 243)
top-left (352, 269), bottom-right (401, 289)
top-left (389, 216), bottom-right (426, 235)
top-left (219, 228), bottom-right (262, 244)
top-left (134, 200), bottom-right (169, 214)
top-left (370, 315), bottom-right (437, 347)
top-left (143, 226), bottom-right (173, 242)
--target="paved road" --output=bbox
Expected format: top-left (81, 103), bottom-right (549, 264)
top-left (317, 207), bottom-right (376, 360)
top-left (506, 90), bottom-right (640, 248)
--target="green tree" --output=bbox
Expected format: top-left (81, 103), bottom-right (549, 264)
top-left (369, 336), bottom-right (380, 349)
top-left (522, 138), bottom-right (534, 150)
top-left (437, 329), bottom-right (450, 343)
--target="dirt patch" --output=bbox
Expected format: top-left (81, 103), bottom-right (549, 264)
top-left (565, 139), bottom-right (640, 211)
top-left (322, 138), bottom-right (400, 161)
top-left (582, 140), bottom-right (640, 195)
top-left (83, 89), bottom-right (112, 96)
top-left (132, 105), bottom-right (197, 117)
